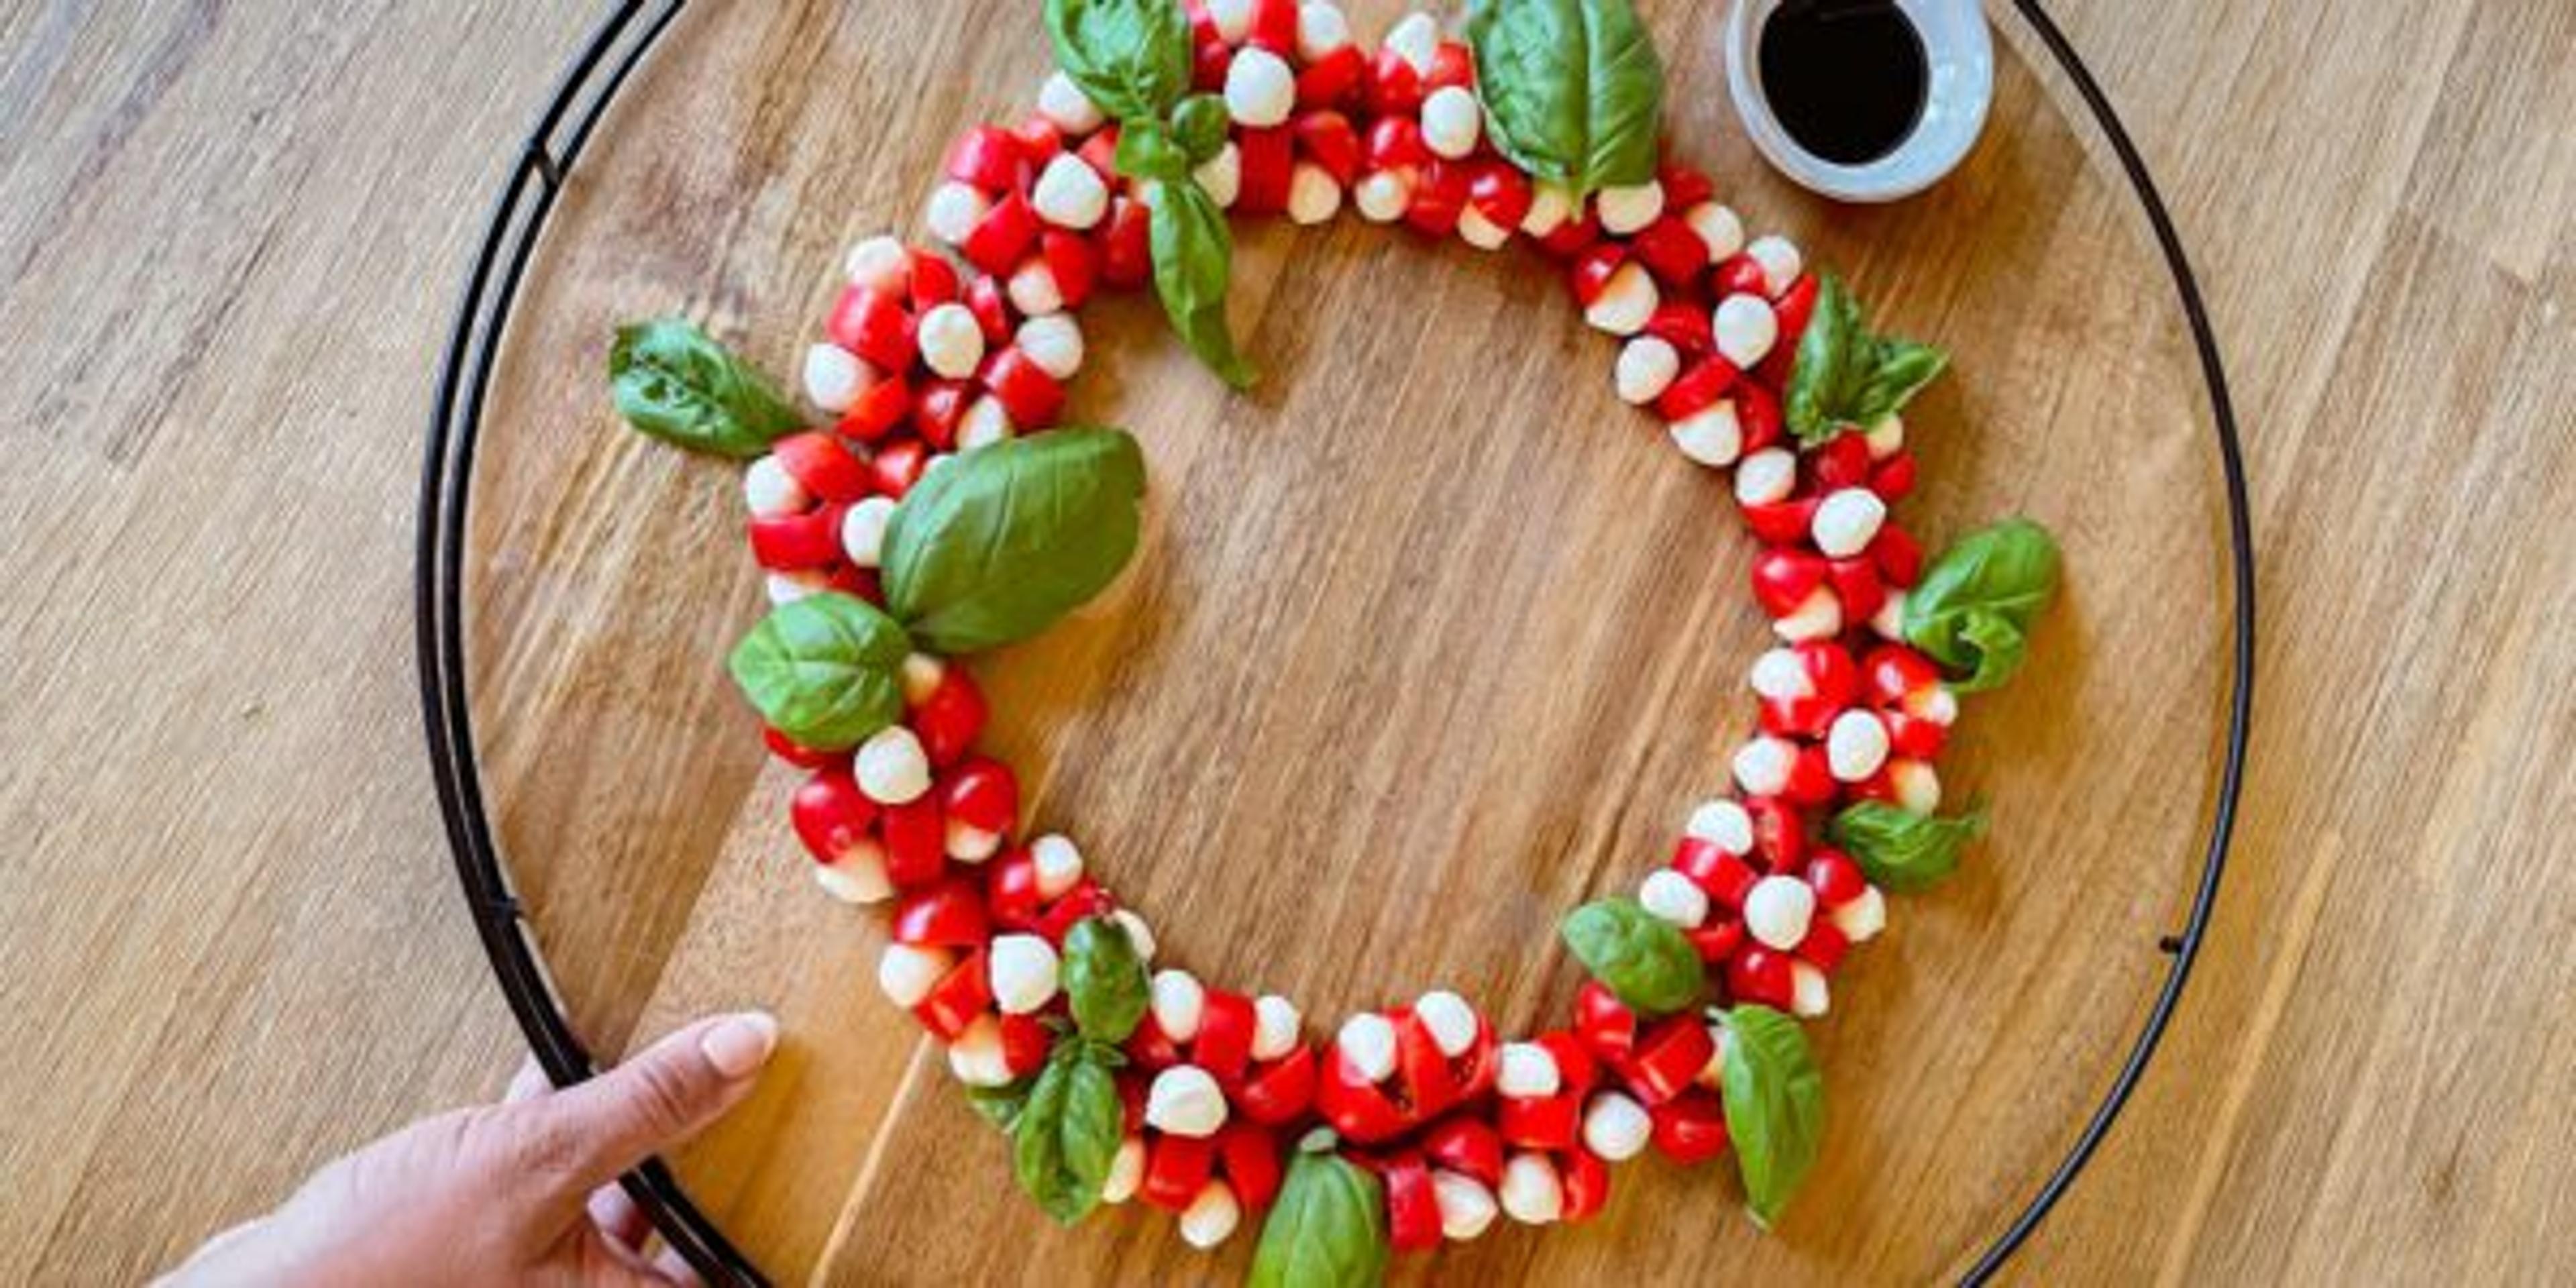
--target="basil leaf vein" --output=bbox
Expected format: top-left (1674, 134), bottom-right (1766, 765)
top-left (879, 428), bottom-right (1147, 654)
top-left (1720, 1004), bottom-right (1825, 1228)
top-left (610, 317), bottom-right (802, 458)
top-left (1561, 896), bottom-right (1703, 1016)
top-left (724, 592), bottom-right (910, 751)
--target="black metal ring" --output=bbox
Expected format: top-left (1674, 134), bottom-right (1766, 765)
top-left (417, 2), bottom-right (2253, 1283)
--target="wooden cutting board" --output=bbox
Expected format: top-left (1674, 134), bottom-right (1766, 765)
top-left (462, 1), bottom-right (2228, 1281)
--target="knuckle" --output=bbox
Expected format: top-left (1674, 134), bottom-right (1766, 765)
top-left (499, 1108), bottom-right (594, 1187)
top-left (619, 1055), bottom-right (706, 1138)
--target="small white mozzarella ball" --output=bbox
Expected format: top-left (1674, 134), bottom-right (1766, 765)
top-left (1224, 48), bottom-right (1296, 127)
top-left (1433, 1171), bottom-right (1500, 1241)
top-left (877, 944), bottom-right (953, 1008)
top-left (1421, 86), bottom-right (1482, 160)
top-left (1296, 2), bottom-right (1352, 60)
top-left (1640, 869), bottom-right (1710, 926)
top-left (812, 840), bottom-right (893, 904)
top-left (1006, 259), bottom-right (1065, 317)
top-left (1614, 336), bottom-right (1680, 405)
top-left (765, 569), bottom-right (831, 605)
top-left (1145, 1064), bottom-right (1230, 1138)
top-left (1413, 991), bottom-right (1479, 1059)
top-left (945, 818), bottom-right (1003, 864)
top-left (1669, 400), bottom-right (1743, 468)
top-left (1734, 447), bottom-right (1798, 506)
top-left (1582, 262), bottom-right (1658, 336)
top-left (1827, 709), bottom-right (1892, 783)
top-left (1581, 1091), bottom-right (1652, 1162)
top-left (844, 234), bottom-right (911, 291)
top-left (1353, 170), bottom-right (1411, 222)
top-left (1746, 233), bottom-right (1803, 297)
top-left (1685, 798), bottom-right (1754, 854)
top-left (1016, 313), bottom-right (1085, 380)
top-left (1870, 588), bottom-right (1909, 639)
top-left (1594, 180), bottom-right (1664, 235)
top-left (1036, 70), bottom-right (1106, 135)
top-left (957, 396), bottom-right (1015, 451)
top-left (743, 455), bottom-right (810, 519)
top-left (1732, 735), bottom-right (1796, 798)
top-left (1909, 684), bottom-right (1961, 726)
top-left (915, 303), bottom-right (986, 379)
top-left (1812, 488), bottom-right (1888, 558)
top-left (1384, 11), bottom-right (1440, 74)
top-left (1682, 201), bottom-right (1746, 262)
top-left (1287, 162), bottom-right (1343, 225)
top-left (1109, 908), bottom-right (1158, 961)
top-left (1193, 142), bottom-right (1242, 209)
top-left (1788, 960), bottom-right (1832, 1018)
top-left (1891, 759), bottom-right (1943, 813)
top-left (803, 342), bottom-right (865, 412)
top-left (1748, 647), bottom-right (1814, 702)
top-left (1032, 153), bottom-right (1110, 230)
top-left (948, 1014), bottom-right (1014, 1087)
top-left (1102, 1136), bottom-right (1147, 1203)
top-left (1179, 1180), bottom-right (1243, 1249)
top-left (1495, 1041), bottom-right (1562, 1099)
top-left (1150, 969), bottom-right (1209, 1043)
top-left (924, 180), bottom-right (990, 248)
top-left (1456, 205), bottom-right (1513, 250)
top-left (1498, 1153), bottom-right (1564, 1225)
top-left (1774, 586), bottom-right (1843, 641)
top-left (899, 652), bottom-right (946, 705)
top-left (841, 495), bottom-right (897, 568)
top-left (1744, 875), bottom-right (1817, 951)
top-left (989, 934), bottom-right (1063, 1014)
top-left (1864, 413), bottom-right (1906, 460)
top-left (1206, 0), bottom-right (1255, 42)
top-left (1251, 995), bottom-right (1302, 1061)
top-left (1699, 1023), bottom-right (1731, 1090)
top-left (1832, 885), bottom-right (1888, 942)
top-left (853, 725), bottom-right (932, 804)
top-left (1337, 1012), bottom-right (1398, 1083)
top-left (1713, 292), bottom-right (1778, 368)
top-left (1520, 181), bottom-right (1573, 235)
top-left (1029, 833), bottom-right (1085, 900)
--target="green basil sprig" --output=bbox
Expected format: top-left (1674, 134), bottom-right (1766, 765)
top-left (1465, 0), bottom-right (1666, 201)
top-left (1828, 800), bottom-right (1988, 893)
top-left (965, 1076), bottom-right (1036, 1132)
top-left (1042, 0), bottom-right (1192, 121)
top-left (1148, 179), bottom-right (1257, 389)
top-left (1168, 93), bottom-right (1231, 164)
top-left (1782, 274), bottom-right (1948, 447)
top-left (879, 428), bottom-right (1146, 655)
top-left (1901, 518), bottom-right (2061, 691)
top-left (1012, 1038), bottom-right (1126, 1224)
top-left (1719, 1005), bottom-right (1825, 1228)
top-left (1114, 119), bottom-right (1194, 183)
top-left (724, 592), bottom-right (910, 751)
top-left (1061, 916), bottom-right (1152, 1043)
top-left (1248, 1130), bottom-right (1390, 1288)
top-left (1561, 897), bottom-right (1703, 1016)
top-left (609, 317), bottom-right (802, 458)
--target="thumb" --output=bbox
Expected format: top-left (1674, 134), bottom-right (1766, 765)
top-left (517, 1011), bottom-right (779, 1195)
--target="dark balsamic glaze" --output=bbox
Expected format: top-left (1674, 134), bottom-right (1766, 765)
top-left (1759, 0), bottom-right (1931, 165)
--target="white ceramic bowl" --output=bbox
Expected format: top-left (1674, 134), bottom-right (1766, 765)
top-left (1724, 0), bottom-right (1993, 203)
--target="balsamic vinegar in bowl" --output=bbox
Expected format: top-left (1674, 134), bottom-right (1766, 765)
top-left (1758, 0), bottom-right (1931, 166)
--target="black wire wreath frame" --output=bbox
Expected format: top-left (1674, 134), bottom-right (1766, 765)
top-left (415, 1), bottom-right (2255, 1282)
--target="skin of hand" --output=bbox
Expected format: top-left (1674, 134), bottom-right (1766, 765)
top-left (157, 1011), bottom-right (780, 1287)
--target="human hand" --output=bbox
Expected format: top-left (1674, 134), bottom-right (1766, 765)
top-left (159, 1011), bottom-right (779, 1287)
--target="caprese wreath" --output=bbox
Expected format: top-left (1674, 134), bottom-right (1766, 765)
top-left (604, 0), bottom-right (2061, 1281)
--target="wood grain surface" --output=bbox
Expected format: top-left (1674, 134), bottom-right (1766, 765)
top-left (0, 1), bottom-right (2567, 1285)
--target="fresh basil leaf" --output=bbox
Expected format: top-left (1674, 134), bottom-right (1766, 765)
top-left (1783, 274), bottom-right (1948, 445)
top-left (724, 592), bottom-right (910, 751)
top-left (1011, 1040), bottom-right (1124, 1224)
top-left (879, 427), bottom-right (1147, 654)
top-left (609, 317), bottom-right (802, 458)
top-left (1719, 1005), bottom-right (1825, 1228)
top-left (1827, 800), bottom-right (1988, 893)
top-left (965, 1076), bottom-right (1036, 1132)
top-left (1169, 93), bottom-right (1230, 164)
top-left (1114, 118), bottom-right (1192, 183)
top-left (1148, 179), bottom-right (1256, 388)
top-left (1902, 519), bottom-right (2061, 691)
top-left (1464, 0), bottom-right (1666, 201)
top-left (1043, 0), bottom-right (1192, 122)
top-left (1849, 337), bottom-right (1947, 427)
top-left (1061, 916), bottom-right (1151, 1043)
top-left (1561, 897), bottom-right (1703, 1016)
top-left (1248, 1132), bottom-right (1389, 1288)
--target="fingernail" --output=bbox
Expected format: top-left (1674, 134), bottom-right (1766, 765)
top-left (701, 1011), bottom-right (779, 1079)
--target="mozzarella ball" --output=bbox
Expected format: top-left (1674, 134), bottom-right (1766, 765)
top-left (1296, 2), bottom-right (1352, 60)
top-left (1520, 181), bottom-right (1573, 235)
top-left (915, 302), bottom-right (986, 380)
top-left (1734, 447), bottom-right (1798, 506)
top-left (1685, 798), bottom-right (1754, 854)
top-left (1789, 960), bottom-right (1832, 1018)
top-left (841, 495), bottom-right (897, 568)
top-left (877, 943), bottom-right (953, 1008)
top-left (1457, 205), bottom-right (1513, 250)
top-left (957, 395), bottom-right (1014, 451)
top-left (1864, 413), bottom-right (1906, 460)
top-left (1036, 70), bottom-right (1105, 135)
top-left (1029, 833), bottom-right (1085, 900)
top-left (1812, 488), bottom-right (1887, 558)
top-left (1774, 586), bottom-right (1843, 641)
top-left (1498, 1153), bottom-right (1564, 1225)
top-left (899, 653), bottom-right (946, 705)
top-left (1732, 735), bottom-right (1796, 798)
top-left (1384, 12), bottom-right (1440, 74)
top-left (1421, 86), bottom-right (1482, 159)
top-left (1224, 48), bottom-right (1295, 127)
top-left (1353, 171), bottom-right (1410, 222)
top-left (1594, 180), bottom-right (1664, 235)
top-left (1179, 1180), bottom-right (1243, 1249)
top-left (1669, 400), bottom-right (1744, 468)
top-left (1287, 162), bottom-right (1343, 225)
top-left (803, 342), bottom-right (865, 412)
top-left (1582, 262), bottom-right (1658, 335)
top-left (1108, 908), bottom-right (1158, 961)
top-left (1713, 292), bottom-right (1778, 368)
top-left (1032, 153), bottom-right (1110, 230)
top-left (1581, 1091), bottom-right (1652, 1162)
top-left (1827, 710), bottom-right (1892, 783)
top-left (1150, 969), bottom-right (1209, 1043)
top-left (945, 818), bottom-right (1003, 863)
top-left (924, 181), bottom-right (990, 247)
top-left (1615, 335), bottom-right (1681, 405)
top-left (1640, 869), bottom-right (1710, 926)
top-left (1102, 1136), bottom-right (1146, 1203)
top-left (1682, 201), bottom-right (1745, 262)
top-left (1007, 258), bottom-right (1064, 317)
top-left (1744, 875), bottom-right (1817, 950)
top-left (1016, 313), bottom-right (1085, 380)
top-left (1749, 647), bottom-right (1813, 701)
top-left (989, 934), bottom-right (1062, 1014)
top-left (1252, 995), bottom-right (1302, 1061)
top-left (853, 725), bottom-right (932, 804)
top-left (1206, 0), bottom-right (1254, 42)
top-left (1338, 1012), bottom-right (1398, 1083)
top-left (1413, 991), bottom-right (1479, 1059)
top-left (765, 569), bottom-right (830, 605)
top-left (1832, 885), bottom-right (1888, 942)
top-left (743, 455), bottom-right (809, 519)
top-left (1193, 142), bottom-right (1242, 209)
top-left (948, 1014), bottom-right (1014, 1087)
top-left (1868, 588), bottom-right (1910, 640)
top-left (1433, 1171), bottom-right (1500, 1240)
top-left (1745, 233), bottom-right (1803, 297)
top-left (844, 234), bottom-right (911, 291)
top-left (1495, 1041), bottom-right (1562, 1099)
top-left (1145, 1064), bottom-right (1230, 1138)
top-left (1890, 759), bottom-right (1942, 813)
top-left (812, 841), bottom-right (892, 904)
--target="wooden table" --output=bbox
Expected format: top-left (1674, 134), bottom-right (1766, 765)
top-left (2, 1), bottom-right (2568, 1284)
